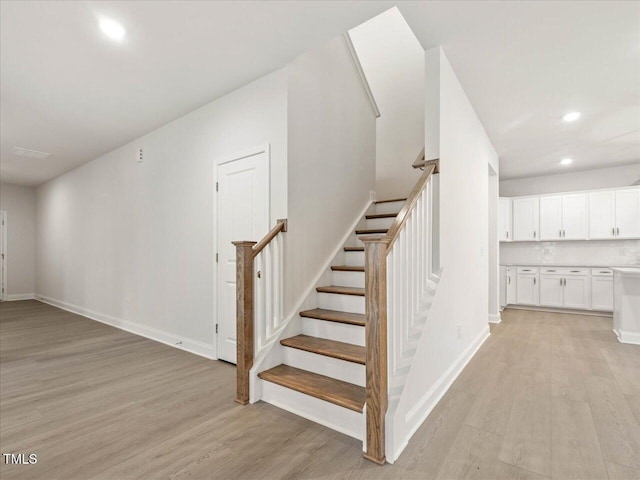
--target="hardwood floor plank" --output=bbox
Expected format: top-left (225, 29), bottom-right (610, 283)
top-left (550, 397), bottom-right (608, 479)
top-left (498, 374), bottom-right (551, 477)
top-left (583, 374), bottom-right (640, 470)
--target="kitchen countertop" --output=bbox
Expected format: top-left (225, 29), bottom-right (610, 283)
top-left (611, 267), bottom-right (640, 276)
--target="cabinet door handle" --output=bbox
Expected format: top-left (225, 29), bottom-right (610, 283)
top-left (612, 227), bottom-right (615, 237)
top-left (560, 278), bottom-right (563, 286)
top-left (617, 227), bottom-right (620, 236)
top-left (506, 231), bottom-right (509, 239)
top-left (563, 229), bottom-right (566, 237)
top-left (534, 277), bottom-right (536, 285)
top-left (508, 276), bottom-right (511, 284)
top-left (570, 270), bottom-right (580, 273)
top-left (533, 231), bottom-right (537, 238)
top-left (559, 229), bottom-right (562, 237)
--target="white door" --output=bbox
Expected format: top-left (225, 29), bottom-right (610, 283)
top-left (588, 191), bottom-right (615, 239)
top-left (513, 198), bottom-right (540, 241)
top-left (562, 193), bottom-right (588, 240)
top-left (516, 273), bottom-right (539, 305)
top-left (498, 198), bottom-right (512, 242)
top-left (615, 188), bottom-right (640, 239)
top-left (506, 268), bottom-right (517, 304)
top-left (563, 276), bottom-right (590, 310)
top-left (539, 196), bottom-right (562, 240)
top-left (539, 275), bottom-right (563, 307)
top-left (591, 276), bottom-right (613, 311)
top-left (216, 149), bottom-right (269, 363)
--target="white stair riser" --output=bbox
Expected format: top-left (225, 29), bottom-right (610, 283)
top-left (345, 251), bottom-right (364, 266)
top-left (300, 317), bottom-right (365, 346)
top-left (283, 347), bottom-right (365, 387)
top-left (318, 292), bottom-right (365, 314)
top-left (331, 270), bottom-right (364, 288)
top-left (375, 201), bottom-right (406, 215)
top-left (366, 217), bottom-right (396, 230)
top-left (260, 381), bottom-right (364, 440)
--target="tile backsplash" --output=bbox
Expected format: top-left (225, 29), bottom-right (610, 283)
top-left (500, 240), bottom-right (640, 266)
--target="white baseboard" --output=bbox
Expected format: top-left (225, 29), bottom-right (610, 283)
top-left (388, 325), bottom-right (491, 463)
top-left (3, 293), bottom-right (35, 301)
top-left (505, 305), bottom-right (613, 318)
top-left (615, 329), bottom-right (640, 346)
top-left (35, 295), bottom-right (215, 359)
top-left (488, 313), bottom-right (501, 324)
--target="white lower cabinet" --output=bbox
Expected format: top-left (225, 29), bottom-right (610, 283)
top-left (540, 274), bottom-right (563, 307)
top-left (591, 269), bottom-right (614, 311)
top-left (504, 266), bottom-right (613, 312)
top-left (563, 276), bottom-right (591, 309)
top-left (506, 267), bottom-right (517, 305)
top-left (516, 268), bottom-right (539, 305)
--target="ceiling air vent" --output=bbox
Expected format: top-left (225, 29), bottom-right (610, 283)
top-left (12, 147), bottom-right (52, 159)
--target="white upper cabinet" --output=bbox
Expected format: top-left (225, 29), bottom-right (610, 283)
top-left (562, 193), bottom-right (588, 239)
top-left (588, 190), bottom-right (616, 239)
top-left (513, 197), bottom-right (539, 241)
top-left (539, 196), bottom-right (562, 240)
top-left (507, 186), bottom-right (639, 242)
top-left (498, 197), bottom-right (512, 242)
top-left (540, 194), bottom-right (587, 240)
top-left (615, 188), bottom-right (640, 239)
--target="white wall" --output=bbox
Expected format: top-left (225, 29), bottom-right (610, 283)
top-left (285, 35), bottom-right (376, 315)
top-left (36, 69), bottom-right (288, 357)
top-left (349, 7), bottom-right (425, 199)
top-left (488, 167), bottom-right (500, 322)
top-left (389, 48), bottom-right (498, 462)
top-left (500, 163), bottom-right (640, 197)
top-left (0, 183), bottom-right (36, 298)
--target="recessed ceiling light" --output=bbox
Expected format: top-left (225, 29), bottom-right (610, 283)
top-left (560, 158), bottom-right (573, 166)
top-left (99, 18), bottom-right (126, 42)
top-left (562, 112), bottom-right (581, 122)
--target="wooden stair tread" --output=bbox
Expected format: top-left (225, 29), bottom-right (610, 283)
top-left (374, 198), bottom-right (407, 204)
top-left (355, 228), bottom-right (388, 235)
top-left (344, 246), bottom-right (364, 252)
top-left (331, 265), bottom-right (364, 272)
top-left (365, 213), bottom-right (399, 219)
top-left (316, 285), bottom-right (365, 296)
top-left (258, 365), bottom-right (365, 412)
top-left (299, 308), bottom-right (365, 326)
top-left (281, 335), bottom-right (365, 364)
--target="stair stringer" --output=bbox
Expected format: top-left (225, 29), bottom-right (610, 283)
top-left (384, 268), bottom-right (443, 463)
top-left (248, 198), bottom-right (373, 405)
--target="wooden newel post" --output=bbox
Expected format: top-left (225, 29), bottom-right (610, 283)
top-left (232, 241), bottom-right (257, 405)
top-left (361, 235), bottom-right (389, 465)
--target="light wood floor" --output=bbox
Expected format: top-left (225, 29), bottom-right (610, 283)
top-left (1, 301), bottom-right (639, 480)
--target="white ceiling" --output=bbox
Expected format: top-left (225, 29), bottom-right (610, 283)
top-left (1, 1), bottom-right (639, 186)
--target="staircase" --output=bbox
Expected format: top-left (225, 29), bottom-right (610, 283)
top-left (257, 198), bottom-right (406, 429)
top-left (233, 156), bottom-right (439, 465)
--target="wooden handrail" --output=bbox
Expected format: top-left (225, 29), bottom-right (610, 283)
top-left (411, 147), bottom-right (426, 169)
top-left (233, 218), bottom-right (288, 405)
top-left (384, 160), bottom-right (438, 253)
top-left (252, 219), bottom-right (287, 257)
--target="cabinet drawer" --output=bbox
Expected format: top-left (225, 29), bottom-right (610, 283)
top-left (540, 267), bottom-right (562, 274)
top-left (516, 267), bottom-right (538, 274)
top-left (591, 268), bottom-right (613, 277)
top-left (563, 268), bottom-right (589, 276)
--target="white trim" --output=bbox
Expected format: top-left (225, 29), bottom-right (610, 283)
top-left (388, 325), bottom-right (491, 463)
top-left (488, 313), bottom-right (502, 324)
top-left (615, 329), bottom-right (640, 345)
top-left (0, 211), bottom-right (6, 301)
top-left (35, 295), bottom-right (215, 359)
top-left (213, 143), bottom-right (271, 361)
top-left (343, 32), bottom-right (380, 118)
top-left (5, 293), bottom-right (35, 301)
